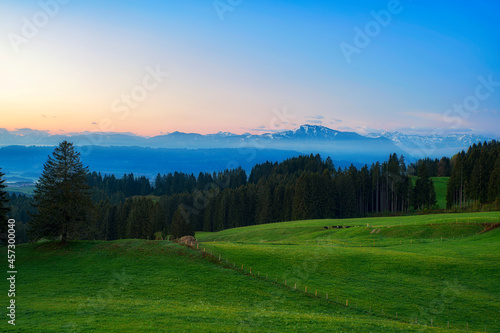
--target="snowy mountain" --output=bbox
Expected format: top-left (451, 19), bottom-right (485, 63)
top-left (1, 125), bottom-right (495, 163)
top-left (367, 131), bottom-right (497, 158)
top-left (0, 125), bottom-right (401, 165)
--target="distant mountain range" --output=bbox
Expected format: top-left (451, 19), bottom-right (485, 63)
top-left (367, 131), bottom-right (497, 159)
top-left (0, 125), bottom-right (407, 166)
top-left (0, 125), bottom-right (491, 165)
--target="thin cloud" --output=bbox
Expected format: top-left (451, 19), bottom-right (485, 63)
top-left (305, 115), bottom-right (324, 120)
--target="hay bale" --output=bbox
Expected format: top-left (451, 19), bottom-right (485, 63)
top-left (179, 236), bottom-right (198, 245)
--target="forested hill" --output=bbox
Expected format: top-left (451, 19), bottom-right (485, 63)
top-left (6, 141), bottom-right (500, 242)
top-left (79, 153), bottom-right (426, 239)
top-left (447, 140), bottom-right (500, 208)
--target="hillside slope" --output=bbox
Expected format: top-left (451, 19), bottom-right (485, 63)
top-left (197, 212), bottom-right (500, 332)
top-left (0, 240), bottom-right (453, 332)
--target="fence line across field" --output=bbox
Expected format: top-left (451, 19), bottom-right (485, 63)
top-left (185, 241), bottom-right (491, 332)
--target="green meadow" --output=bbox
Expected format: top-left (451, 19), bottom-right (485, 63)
top-left (197, 212), bottom-right (500, 332)
top-left (1, 212), bottom-right (499, 332)
top-left (431, 177), bottom-right (449, 209)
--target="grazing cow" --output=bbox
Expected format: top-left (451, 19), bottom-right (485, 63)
top-left (323, 226), bottom-right (329, 230)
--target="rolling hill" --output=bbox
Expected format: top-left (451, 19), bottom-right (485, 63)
top-left (2, 212), bottom-right (498, 332)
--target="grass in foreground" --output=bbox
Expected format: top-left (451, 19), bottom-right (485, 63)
top-left (0, 240), bottom-right (453, 332)
top-left (197, 212), bottom-right (500, 332)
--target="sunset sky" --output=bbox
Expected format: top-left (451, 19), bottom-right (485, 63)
top-left (1, 0), bottom-right (499, 137)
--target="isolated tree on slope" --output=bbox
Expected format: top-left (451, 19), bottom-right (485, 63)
top-left (170, 207), bottom-right (195, 239)
top-left (30, 141), bottom-right (93, 243)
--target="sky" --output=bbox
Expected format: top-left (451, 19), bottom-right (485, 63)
top-left (1, 0), bottom-right (499, 137)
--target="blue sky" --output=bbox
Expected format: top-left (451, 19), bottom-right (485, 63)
top-left (1, 0), bottom-right (499, 136)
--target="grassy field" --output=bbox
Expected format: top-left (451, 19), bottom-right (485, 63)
top-left (1, 242), bottom-right (448, 333)
top-left (197, 212), bottom-right (500, 332)
top-left (431, 177), bottom-right (449, 209)
top-left (1, 212), bottom-right (498, 332)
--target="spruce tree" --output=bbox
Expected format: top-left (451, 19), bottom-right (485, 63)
top-left (488, 154), bottom-right (500, 203)
top-left (413, 164), bottom-right (432, 210)
top-left (29, 141), bottom-right (93, 243)
top-left (428, 178), bottom-right (437, 209)
top-left (170, 207), bottom-right (195, 239)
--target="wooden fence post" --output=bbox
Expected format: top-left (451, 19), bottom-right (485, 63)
top-left (326, 293), bottom-right (328, 299)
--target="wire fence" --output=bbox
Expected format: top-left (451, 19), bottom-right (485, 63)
top-left (181, 239), bottom-right (494, 333)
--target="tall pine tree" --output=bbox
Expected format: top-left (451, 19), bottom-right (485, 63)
top-left (30, 141), bottom-right (93, 243)
top-left (170, 207), bottom-right (195, 239)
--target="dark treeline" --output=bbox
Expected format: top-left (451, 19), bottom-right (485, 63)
top-left (408, 157), bottom-right (452, 177)
top-left (5, 193), bottom-right (31, 243)
top-left (6, 153), bottom-right (434, 241)
top-left (447, 140), bottom-right (500, 209)
top-left (86, 168), bottom-right (248, 204)
top-left (5, 141), bottom-right (500, 242)
top-left (91, 153), bottom-right (422, 239)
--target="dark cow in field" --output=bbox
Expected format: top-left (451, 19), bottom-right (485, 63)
top-left (332, 226), bottom-right (352, 229)
top-left (323, 226), bottom-right (329, 230)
